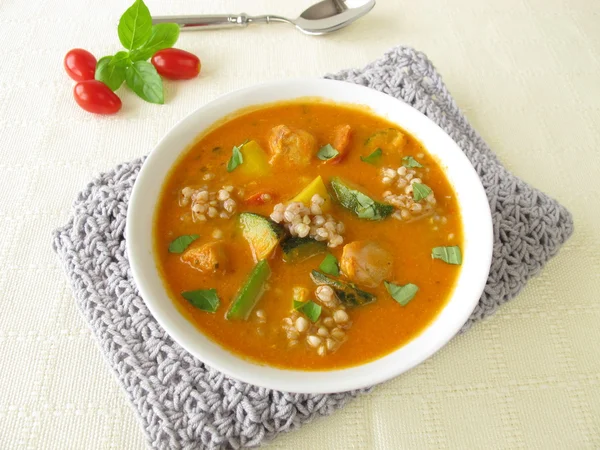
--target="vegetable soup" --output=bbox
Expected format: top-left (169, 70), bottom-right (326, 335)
top-left (154, 100), bottom-right (463, 370)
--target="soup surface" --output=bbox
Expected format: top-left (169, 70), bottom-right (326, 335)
top-left (154, 100), bottom-right (463, 370)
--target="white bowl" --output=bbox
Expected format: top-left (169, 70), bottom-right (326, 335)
top-left (126, 79), bottom-right (493, 394)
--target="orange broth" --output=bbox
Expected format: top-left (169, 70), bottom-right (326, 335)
top-left (154, 101), bottom-right (462, 370)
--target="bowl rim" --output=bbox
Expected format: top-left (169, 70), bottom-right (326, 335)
top-left (126, 78), bottom-right (493, 394)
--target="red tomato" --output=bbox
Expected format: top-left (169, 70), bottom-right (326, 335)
top-left (151, 49), bottom-right (201, 80)
top-left (64, 48), bottom-right (97, 82)
top-left (245, 192), bottom-right (276, 205)
top-left (73, 81), bottom-right (122, 114)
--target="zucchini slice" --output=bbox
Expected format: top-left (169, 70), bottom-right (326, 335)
top-left (239, 212), bottom-right (286, 261)
top-left (281, 237), bottom-right (327, 263)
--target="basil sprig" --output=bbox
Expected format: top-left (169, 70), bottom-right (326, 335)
top-left (94, 0), bottom-right (180, 104)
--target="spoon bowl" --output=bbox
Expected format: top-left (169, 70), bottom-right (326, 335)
top-left (152, 0), bottom-right (376, 36)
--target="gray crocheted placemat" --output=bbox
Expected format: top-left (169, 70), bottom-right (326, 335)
top-left (53, 46), bottom-right (573, 449)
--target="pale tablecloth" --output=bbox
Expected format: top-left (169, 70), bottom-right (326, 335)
top-left (0, 0), bottom-right (598, 448)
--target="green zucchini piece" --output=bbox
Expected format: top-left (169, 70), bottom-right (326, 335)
top-left (330, 177), bottom-right (393, 221)
top-left (364, 128), bottom-right (405, 151)
top-left (281, 237), bottom-right (327, 263)
top-left (226, 260), bottom-right (271, 320)
top-left (310, 270), bottom-right (376, 307)
top-left (239, 212), bottom-right (286, 261)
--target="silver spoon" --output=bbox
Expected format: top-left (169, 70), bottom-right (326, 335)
top-left (152, 0), bottom-right (376, 36)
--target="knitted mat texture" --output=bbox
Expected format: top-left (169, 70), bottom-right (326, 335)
top-left (52, 46), bottom-right (573, 449)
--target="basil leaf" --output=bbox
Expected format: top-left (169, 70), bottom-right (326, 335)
top-left (227, 143), bottom-right (245, 172)
top-left (109, 51), bottom-right (130, 67)
top-left (118, 0), bottom-right (153, 50)
top-left (168, 234), bottom-right (199, 253)
top-left (319, 253), bottom-right (340, 276)
top-left (293, 300), bottom-right (305, 311)
top-left (317, 144), bottom-right (339, 161)
top-left (432, 246), bottom-right (462, 265)
top-left (95, 56), bottom-right (127, 91)
top-left (360, 148), bottom-right (382, 165)
top-left (181, 288), bottom-right (220, 313)
top-left (299, 300), bottom-right (322, 322)
top-left (355, 191), bottom-right (377, 219)
top-left (412, 182), bottom-right (432, 202)
top-left (130, 23), bottom-right (180, 61)
top-left (402, 156), bottom-right (423, 168)
top-left (125, 60), bottom-right (164, 104)
top-left (384, 281), bottom-right (419, 306)
top-left (330, 177), bottom-right (394, 221)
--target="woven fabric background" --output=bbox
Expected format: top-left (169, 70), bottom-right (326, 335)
top-left (1, 0), bottom-right (599, 449)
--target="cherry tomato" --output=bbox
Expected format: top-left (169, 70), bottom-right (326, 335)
top-left (245, 192), bottom-right (276, 205)
top-left (73, 80), bottom-right (122, 114)
top-left (151, 49), bottom-right (201, 80)
top-left (64, 48), bottom-right (97, 82)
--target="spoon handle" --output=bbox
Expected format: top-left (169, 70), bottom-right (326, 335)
top-left (152, 14), bottom-right (289, 31)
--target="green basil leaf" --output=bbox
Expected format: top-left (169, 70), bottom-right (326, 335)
top-left (431, 246), bottom-right (462, 265)
top-left (317, 144), bottom-right (339, 161)
top-left (355, 191), bottom-right (377, 219)
top-left (181, 288), bottom-right (220, 313)
top-left (227, 143), bottom-right (245, 172)
top-left (118, 0), bottom-right (153, 50)
top-left (109, 51), bottom-right (131, 67)
top-left (293, 300), bottom-right (305, 311)
top-left (300, 300), bottom-right (322, 322)
top-left (360, 148), bottom-right (383, 165)
top-left (125, 60), bottom-right (164, 104)
top-left (402, 156), bottom-right (423, 168)
top-left (95, 56), bottom-right (127, 91)
top-left (412, 182), bottom-right (432, 202)
top-left (330, 177), bottom-right (394, 221)
top-left (168, 234), bottom-right (199, 253)
top-left (130, 23), bottom-right (180, 61)
top-left (319, 253), bottom-right (340, 276)
top-left (384, 281), bottom-right (419, 306)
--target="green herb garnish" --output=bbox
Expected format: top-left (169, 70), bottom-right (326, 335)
top-left (298, 300), bottom-right (322, 322)
top-left (384, 282), bottom-right (419, 306)
top-left (293, 300), bottom-right (305, 311)
top-left (181, 288), bottom-right (220, 313)
top-left (125, 60), bottom-right (164, 104)
top-left (330, 177), bottom-right (394, 221)
top-left (227, 143), bottom-right (245, 172)
top-left (168, 234), bottom-right (199, 253)
top-left (360, 148), bottom-right (383, 165)
top-left (93, 0), bottom-right (180, 103)
top-left (412, 182), bottom-right (432, 202)
top-left (129, 23), bottom-right (180, 61)
top-left (95, 55), bottom-right (127, 91)
top-left (319, 253), bottom-right (340, 276)
top-left (317, 144), bottom-right (339, 161)
top-left (432, 246), bottom-right (462, 265)
top-left (402, 156), bottom-right (423, 168)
